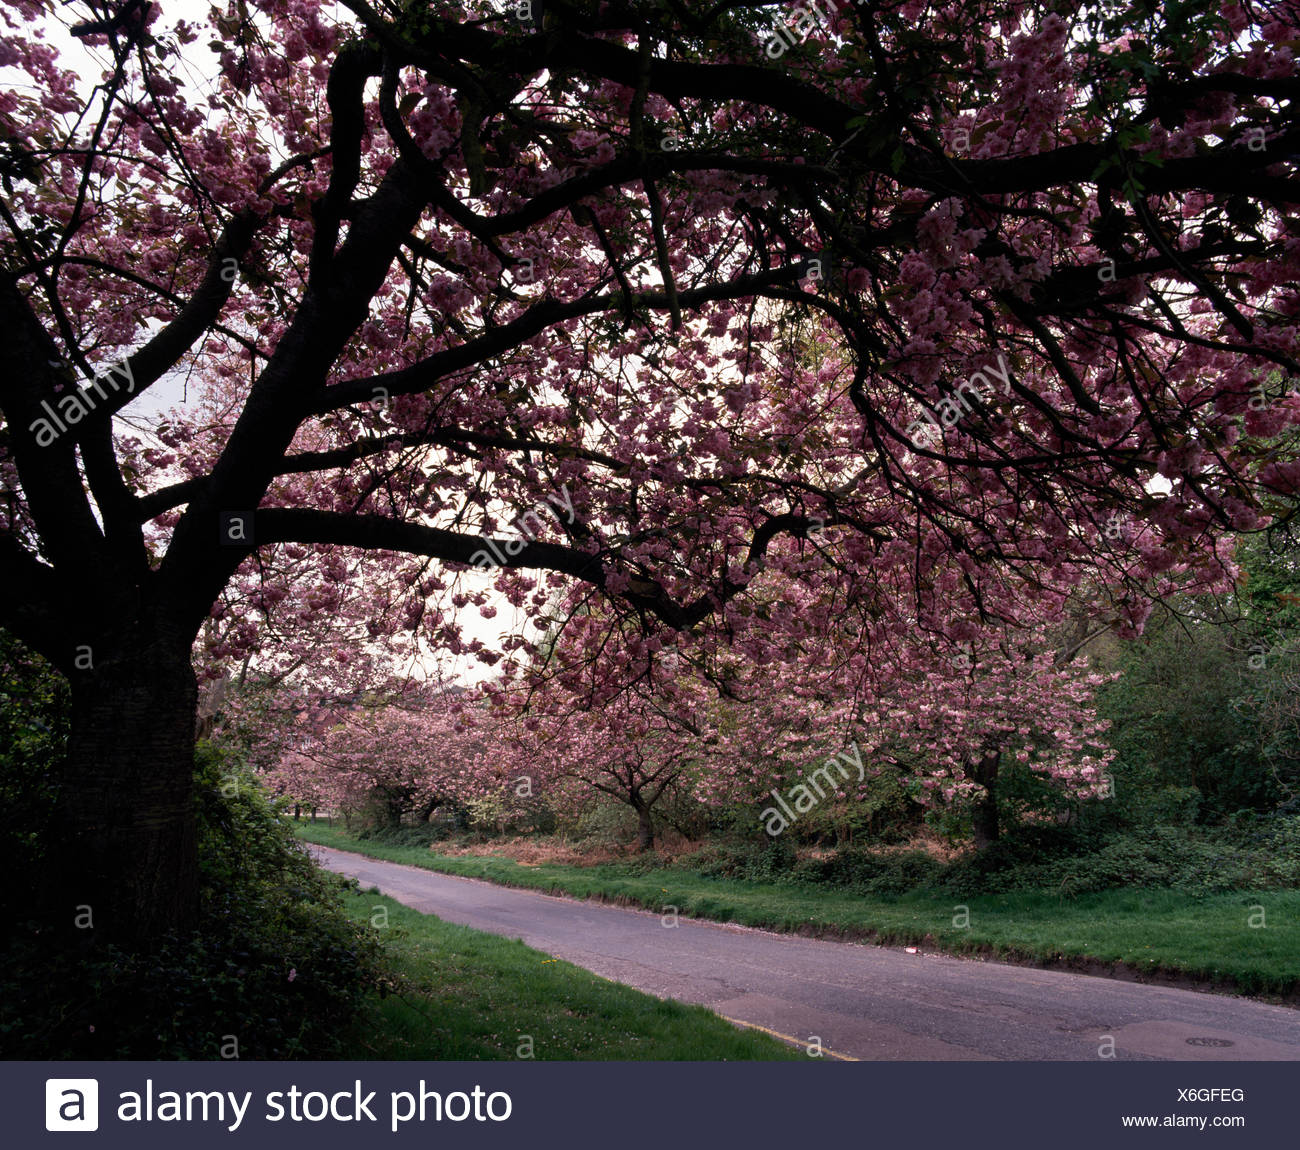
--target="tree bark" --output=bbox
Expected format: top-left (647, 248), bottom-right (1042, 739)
top-left (967, 750), bottom-right (1001, 849)
top-left (971, 792), bottom-right (999, 849)
top-left (372, 791), bottom-right (404, 828)
top-left (633, 799), bottom-right (655, 852)
top-left (53, 637), bottom-right (199, 948)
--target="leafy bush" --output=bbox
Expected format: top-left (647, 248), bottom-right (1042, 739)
top-left (796, 847), bottom-right (944, 894)
top-left (931, 822), bottom-right (1296, 898)
top-left (675, 838), bottom-right (798, 883)
top-left (685, 811), bottom-right (1300, 899)
top-left (0, 632), bottom-right (69, 923)
top-left (742, 835), bottom-right (799, 882)
top-left (673, 842), bottom-right (750, 878)
top-left (570, 797), bottom-right (641, 845)
top-left (0, 743), bottom-right (381, 1059)
top-left (765, 768), bottom-right (920, 846)
top-left (1250, 814), bottom-right (1300, 888)
top-left (356, 822), bottom-right (449, 848)
top-left (459, 792), bottom-right (555, 835)
top-left (1096, 590), bottom-right (1300, 821)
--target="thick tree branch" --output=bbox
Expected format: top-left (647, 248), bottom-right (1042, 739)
top-left (0, 275), bottom-right (107, 573)
top-left (0, 535), bottom-right (72, 668)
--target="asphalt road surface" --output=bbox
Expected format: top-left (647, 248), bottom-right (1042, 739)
top-left (312, 845), bottom-right (1300, 1061)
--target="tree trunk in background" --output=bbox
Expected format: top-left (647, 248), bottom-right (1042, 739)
top-left (632, 796), bottom-right (655, 852)
top-left (967, 750), bottom-right (1002, 849)
top-left (373, 791), bottom-right (404, 829)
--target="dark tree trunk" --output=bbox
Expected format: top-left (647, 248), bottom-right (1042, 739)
top-left (372, 791), bottom-right (404, 828)
top-left (633, 799), bottom-right (655, 852)
top-left (53, 638), bottom-right (199, 948)
top-left (967, 750), bottom-right (1001, 849)
top-left (971, 792), bottom-right (999, 849)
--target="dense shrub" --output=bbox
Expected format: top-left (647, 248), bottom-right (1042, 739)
top-left (930, 820), bottom-right (1300, 898)
top-left (459, 792), bottom-right (556, 836)
top-left (741, 835), bottom-right (799, 882)
top-left (0, 632), bottom-right (69, 924)
top-left (795, 847), bottom-right (944, 894)
top-left (672, 842), bottom-right (748, 878)
top-left (669, 813), bottom-right (1300, 899)
top-left (1256, 815), bottom-right (1300, 886)
top-left (356, 822), bottom-right (450, 848)
top-left (1096, 596), bottom-right (1300, 821)
top-left (676, 838), bottom-right (798, 883)
top-left (0, 743), bottom-right (380, 1059)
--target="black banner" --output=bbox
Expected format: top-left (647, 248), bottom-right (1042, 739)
top-left (11, 1061), bottom-right (1291, 1147)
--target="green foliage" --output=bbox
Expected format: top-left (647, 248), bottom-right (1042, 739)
top-left (1098, 614), bottom-right (1272, 818)
top-left (995, 758), bottom-right (1083, 825)
top-left (570, 795), bottom-right (642, 845)
top-left (775, 766), bottom-right (920, 845)
top-left (912, 760), bottom-right (1087, 849)
top-left (740, 835), bottom-right (798, 882)
top-left (0, 743), bottom-right (380, 1059)
top-left (795, 847), bottom-right (945, 895)
top-left (356, 821), bottom-right (449, 849)
top-left (1257, 814), bottom-right (1300, 885)
top-left (500, 802), bottom-right (1300, 902)
top-left (0, 631), bottom-right (69, 917)
top-left (921, 801), bottom-right (973, 845)
top-left (461, 791), bottom-right (553, 835)
top-left (676, 837), bottom-right (799, 884)
top-left (1097, 567), bottom-right (1300, 822)
top-left (672, 838), bottom-right (944, 894)
top-left (1079, 527), bottom-right (1300, 828)
top-left (1235, 526), bottom-right (1300, 635)
top-left (935, 819), bottom-right (1300, 898)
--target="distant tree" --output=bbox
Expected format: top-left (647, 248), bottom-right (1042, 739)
top-left (267, 689), bottom-right (489, 826)
top-left (1100, 526), bottom-right (1300, 820)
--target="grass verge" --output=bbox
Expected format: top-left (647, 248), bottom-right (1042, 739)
top-left (300, 822), bottom-right (1300, 1002)
top-left (336, 886), bottom-right (801, 1059)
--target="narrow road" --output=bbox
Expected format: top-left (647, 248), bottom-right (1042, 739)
top-left (312, 845), bottom-right (1300, 1061)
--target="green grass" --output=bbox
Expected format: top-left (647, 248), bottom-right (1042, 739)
top-left (300, 822), bottom-right (1300, 999)
top-left (336, 886), bottom-right (802, 1059)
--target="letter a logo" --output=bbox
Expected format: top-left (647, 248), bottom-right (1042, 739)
top-left (46, 1079), bottom-right (99, 1131)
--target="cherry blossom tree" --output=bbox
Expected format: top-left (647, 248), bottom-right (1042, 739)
top-left (702, 596), bottom-right (1122, 846)
top-left (2, 0), bottom-right (1298, 943)
top-left (489, 647), bottom-right (728, 849)
top-left (265, 687), bottom-right (489, 826)
top-left (491, 564), bottom-right (1129, 850)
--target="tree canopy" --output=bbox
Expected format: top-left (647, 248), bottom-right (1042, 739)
top-left (2, 0), bottom-right (1298, 940)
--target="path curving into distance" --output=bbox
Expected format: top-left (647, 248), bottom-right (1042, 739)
top-left (312, 845), bottom-right (1299, 1062)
